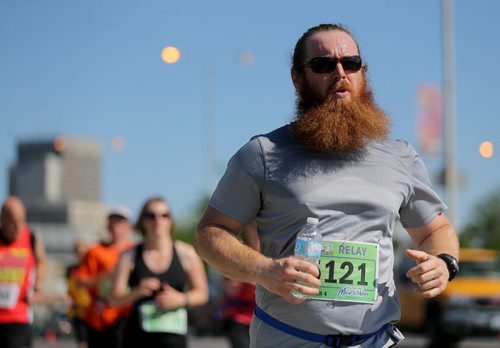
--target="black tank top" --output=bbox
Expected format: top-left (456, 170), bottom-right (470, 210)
top-left (128, 243), bottom-right (188, 302)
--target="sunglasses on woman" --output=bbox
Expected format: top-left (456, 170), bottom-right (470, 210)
top-left (299, 55), bottom-right (363, 74)
top-left (144, 212), bottom-right (170, 220)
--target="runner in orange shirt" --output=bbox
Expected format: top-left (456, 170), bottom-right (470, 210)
top-left (76, 206), bottom-right (134, 348)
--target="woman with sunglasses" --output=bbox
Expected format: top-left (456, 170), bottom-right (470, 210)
top-left (109, 196), bottom-right (208, 348)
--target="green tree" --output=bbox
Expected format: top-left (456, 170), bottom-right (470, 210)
top-left (460, 189), bottom-right (500, 251)
top-left (173, 194), bottom-right (210, 244)
top-left (173, 194), bottom-right (257, 246)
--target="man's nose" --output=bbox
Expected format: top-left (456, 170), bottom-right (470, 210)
top-left (326, 63), bottom-right (346, 85)
top-left (333, 62), bottom-right (347, 79)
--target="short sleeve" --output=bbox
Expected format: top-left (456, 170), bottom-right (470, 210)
top-left (398, 144), bottom-right (447, 228)
top-left (209, 138), bottom-right (265, 225)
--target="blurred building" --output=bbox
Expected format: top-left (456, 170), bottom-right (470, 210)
top-left (9, 137), bottom-right (107, 264)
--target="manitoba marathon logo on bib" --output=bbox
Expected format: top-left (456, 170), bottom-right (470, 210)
top-left (312, 240), bottom-right (378, 304)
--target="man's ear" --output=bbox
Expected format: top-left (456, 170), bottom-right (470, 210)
top-left (291, 69), bottom-right (303, 92)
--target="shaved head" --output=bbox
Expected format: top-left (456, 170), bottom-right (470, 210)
top-left (0, 196), bottom-right (27, 243)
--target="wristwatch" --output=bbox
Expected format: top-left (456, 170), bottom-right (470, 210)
top-left (437, 253), bottom-right (459, 281)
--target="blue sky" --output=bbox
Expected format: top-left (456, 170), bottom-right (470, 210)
top-left (1, 0), bottom-right (499, 230)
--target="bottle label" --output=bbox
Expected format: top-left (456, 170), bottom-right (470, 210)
top-left (312, 240), bottom-right (379, 304)
top-left (294, 239), bottom-right (322, 259)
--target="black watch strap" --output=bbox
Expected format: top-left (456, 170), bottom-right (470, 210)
top-left (437, 253), bottom-right (459, 281)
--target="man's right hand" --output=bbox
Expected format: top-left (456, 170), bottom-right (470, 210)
top-left (258, 256), bottom-right (321, 304)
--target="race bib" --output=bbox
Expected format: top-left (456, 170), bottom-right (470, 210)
top-left (0, 283), bottom-right (21, 309)
top-left (312, 240), bottom-right (379, 304)
top-left (139, 301), bottom-right (187, 334)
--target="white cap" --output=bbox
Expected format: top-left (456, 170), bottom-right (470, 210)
top-left (107, 204), bottom-right (133, 220)
top-left (307, 217), bottom-right (319, 224)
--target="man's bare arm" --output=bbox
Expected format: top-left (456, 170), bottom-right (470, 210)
top-left (407, 213), bottom-right (459, 258)
top-left (405, 213), bottom-right (459, 298)
top-left (194, 206), bottom-right (321, 304)
top-left (33, 233), bottom-right (47, 292)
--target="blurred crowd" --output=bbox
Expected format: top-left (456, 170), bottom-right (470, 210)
top-left (0, 195), bottom-right (257, 348)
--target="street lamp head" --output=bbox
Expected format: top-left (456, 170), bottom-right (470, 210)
top-left (479, 141), bottom-right (494, 158)
top-left (161, 46), bottom-right (181, 64)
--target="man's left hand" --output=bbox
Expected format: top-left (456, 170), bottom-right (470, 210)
top-left (405, 249), bottom-right (449, 298)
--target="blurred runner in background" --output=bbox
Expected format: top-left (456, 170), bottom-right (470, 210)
top-left (75, 206), bottom-right (133, 348)
top-left (0, 196), bottom-right (47, 348)
top-left (217, 221), bottom-right (259, 348)
top-left (66, 240), bottom-right (90, 348)
top-left (109, 196), bottom-right (208, 348)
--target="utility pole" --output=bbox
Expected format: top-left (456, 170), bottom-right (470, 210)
top-left (442, 0), bottom-right (458, 225)
top-left (203, 64), bottom-right (216, 194)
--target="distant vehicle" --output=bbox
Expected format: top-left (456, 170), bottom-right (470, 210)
top-left (396, 248), bottom-right (500, 348)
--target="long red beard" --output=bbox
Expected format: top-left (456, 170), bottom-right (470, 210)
top-left (292, 77), bottom-right (390, 153)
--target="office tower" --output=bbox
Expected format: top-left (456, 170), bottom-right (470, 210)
top-left (9, 137), bottom-right (107, 259)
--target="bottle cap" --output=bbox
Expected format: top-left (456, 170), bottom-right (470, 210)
top-left (306, 217), bottom-right (319, 225)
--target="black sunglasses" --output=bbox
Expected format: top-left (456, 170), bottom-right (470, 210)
top-left (300, 55), bottom-right (363, 74)
top-left (144, 212), bottom-right (170, 220)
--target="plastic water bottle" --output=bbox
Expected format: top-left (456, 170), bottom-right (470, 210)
top-left (291, 217), bottom-right (322, 298)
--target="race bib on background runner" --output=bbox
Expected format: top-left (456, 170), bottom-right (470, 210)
top-left (0, 283), bottom-right (21, 309)
top-left (139, 301), bottom-right (188, 334)
top-left (312, 240), bottom-right (379, 304)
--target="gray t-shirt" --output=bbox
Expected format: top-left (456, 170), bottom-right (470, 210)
top-left (209, 125), bottom-right (446, 336)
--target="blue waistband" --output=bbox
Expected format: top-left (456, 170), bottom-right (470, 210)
top-left (254, 306), bottom-right (390, 348)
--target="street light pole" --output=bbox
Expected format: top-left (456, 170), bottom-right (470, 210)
top-left (442, 0), bottom-right (458, 225)
top-left (203, 64), bottom-right (216, 194)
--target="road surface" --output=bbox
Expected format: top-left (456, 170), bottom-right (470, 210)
top-left (34, 334), bottom-right (499, 348)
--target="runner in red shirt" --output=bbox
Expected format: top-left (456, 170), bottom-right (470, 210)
top-left (0, 196), bottom-right (47, 348)
top-left (218, 222), bottom-right (259, 348)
